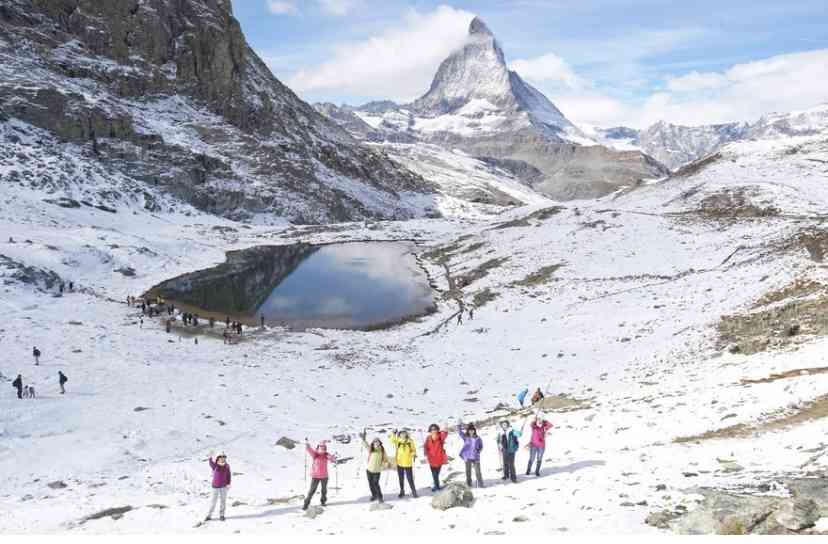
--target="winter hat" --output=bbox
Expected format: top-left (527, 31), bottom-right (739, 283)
top-left (500, 420), bottom-right (510, 428)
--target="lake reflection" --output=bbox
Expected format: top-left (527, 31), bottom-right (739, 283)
top-left (256, 242), bottom-right (434, 329)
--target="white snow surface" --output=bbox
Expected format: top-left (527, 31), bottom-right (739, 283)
top-left (1, 124), bottom-right (828, 535)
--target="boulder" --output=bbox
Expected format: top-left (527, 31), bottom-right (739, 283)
top-left (276, 437), bottom-right (298, 450)
top-left (672, 491), bottom-right (779, 535)
top-left (370, 502), bottom-right (393, 512)
top-left (431, 482), bottom-right (474, 511)
top-left (774, 499), bottom-right (820, 531)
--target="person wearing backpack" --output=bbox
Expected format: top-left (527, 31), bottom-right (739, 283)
top-left (12, 374), bottom-right (23, 399)
top-left (423, 423), bottom-right (448, 492)
top-left (526, 416), bottom-right (553, 476)
top-left (360, 430), bottom-right (389, 503)
top-left (58, 371), bottom-right (68, 394)
top-left (389, 429), bottom-right (418, 498)
top-left (33, 347), bottom-right (41, 365)
top-left (458, 422), bottom-right (484, 488)
top-left (496, 420), bottom-right (524, 483)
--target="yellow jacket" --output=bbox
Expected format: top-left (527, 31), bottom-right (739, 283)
top-left (389, 433), bottom-right (417, 468)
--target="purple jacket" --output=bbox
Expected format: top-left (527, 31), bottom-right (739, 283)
top-left (209, 458), bottom-right (231, 488)
top-left (458, 429), bottom-right (483, 461)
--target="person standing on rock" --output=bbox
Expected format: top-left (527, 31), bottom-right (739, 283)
top-left (531, 387), bottom-right (545, 405)
top-left (205, 453), bottom-right (231, 522)
top-left (58, 371), bottom-right (68, 395)
top-left (526, 416), bottom-right (552, 476)
top-left (424, 423), bottom-right (448, 492)
top-left (360, 430), bottom-right (388, 503)
top-left (496, 420), bottom-right (523, 483)
top-left (390, 430), bottom-right (418, 498)
top-left (303, 441), bottom-right (337, 510)
top-left (12, 373), bottom-right (23, 399)
top-left (32, 346), bottom-right (41, 365)
top-left (458, 422), bottom-right (484, 488)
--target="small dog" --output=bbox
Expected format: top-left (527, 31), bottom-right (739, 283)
top-left (22, 386), bottom-right (29, 399)
top-left (22, 385), bottom-right (36, 399)
top-left (29, 385), bottom-right (36, 398)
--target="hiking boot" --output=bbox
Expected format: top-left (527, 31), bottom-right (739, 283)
top-left (431, 486), bottom-right (437, 492)
top-left (525, 470), bottom-right (531, 476)
top-left (204, 516), bottom-right (212, 522)
top-left (535, 470), bottom-right (541, 477)
top-left (302, 502), bottom-right (309, 511)
top-left (219, 516), bottom-right (225, 522)
top-left (398, 492), bottom-right (405, 499)
top-left (412, 490), bottom-right (418, 498)
top-left (370, 496), bottom-right (377, 502)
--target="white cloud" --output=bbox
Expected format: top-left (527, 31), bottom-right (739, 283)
top-left (510, 53), bottom-right (581, 89)
top-left (287, 5), bottom-right (475, 102)
top-left (266, 0), bottom-right (359, 16)
top-left (544, 48), bottom-right (828, 128)
top-left (266, 0), bottom-right (298, 15)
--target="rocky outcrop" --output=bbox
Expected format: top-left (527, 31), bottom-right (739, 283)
top-left (431, 482), bottom-right (474, 510)
top-left (0, 0), bottom-right (436, 223)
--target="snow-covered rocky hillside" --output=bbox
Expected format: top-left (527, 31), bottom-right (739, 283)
top-left (316, 18), bottom-right (669, 201)
top-left (0, 0), bottom-right (437, 224)
top-left (2, 95), bottom-right (828, 535)
top-left (590, 103), bottom-right (828, 171)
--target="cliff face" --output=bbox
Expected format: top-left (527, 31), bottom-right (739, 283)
top-left (0, 0), bottom-right (436, 223)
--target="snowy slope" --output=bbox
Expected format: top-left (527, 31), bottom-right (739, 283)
top-left (2, 117), bottom-right (828, 534)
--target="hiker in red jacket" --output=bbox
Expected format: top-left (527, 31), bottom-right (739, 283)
top-left (526, 417), bottom-right (553, 476)
top-left (303, 441), bottom-right (337, 510)
top-left (424, 423), bottom-right (448, 492)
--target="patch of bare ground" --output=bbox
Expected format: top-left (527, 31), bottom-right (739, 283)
top-left (740, 366), bottom-right (828, 385)
top-left (421, 241), bottom-right (463, 265)
top-left (490, 206), bottom-right (564, 229)
top-left (510, 264), bottom-right (563, 288)
top-left (470, 395), bottom-right (592, 430)
top-left (718, 281), bottom-right (828, 355)
top-left (471, 287), bottom-right (499, 308)
top-left (456, 257), bottom-right (510, 289)
top-left (671, 152), bottom-right (722, 178)
top-left (675, 394), bottom-right (828, 444)
top-left (697, 187), bottom-right (780, 219)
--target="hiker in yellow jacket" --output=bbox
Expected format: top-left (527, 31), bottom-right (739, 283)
top-left (390, 429), bottom-right (418, 498)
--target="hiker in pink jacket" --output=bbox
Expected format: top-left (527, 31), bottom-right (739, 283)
top-left (526, 417), bottom-right (553, 476)
top-left (205, 453), bottom-right (231, 522)
top-left (303, 441), bottom-right (337, 510)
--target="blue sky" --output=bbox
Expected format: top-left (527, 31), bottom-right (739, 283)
top-left (231, 0), bottom-right (828, 127)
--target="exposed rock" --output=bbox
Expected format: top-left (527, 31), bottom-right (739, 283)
top-left (47, 480), bottom-right (67, 489)
top-left (303, 505), bottom-right (324, 519)
top-left (672, 491), bottom-right (779, 535)
top-left (275, 437), bottom-right (298, 450)
top-left (773, 498), bottom-right (819, 531)
top-left (513, 515), bottom-right (529, 522)
top-left (431, 482), bottom-right (474, 511)
top-left (645, 510), bottom-right (680, 529)
top-left (81, 506), bottom-right (134, 523)
top-left (369, 502), bottom-right (393, 511)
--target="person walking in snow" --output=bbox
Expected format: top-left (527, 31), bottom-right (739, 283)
top-left (303, 440), bottom-right (337, 509)
top-left (205, 453), bottom-right (231, 522)
top-left (526, 416), bottom-right (552, 476)
top-left (457, 312), bottom-right (463, 325)
top-left (517, 387), bottom-right (529, 408)
top-left (458, 422), bottom-right (484, 488)
top-left (58, 371), bottom-right (68, 395)
top-left (497, 420), bottom-right (524, 483)
top-left (32, 346), bottom-right (40, 366)
top-left (12, 374), bottom-right (23, 399)
top-left (390, 429), bottom-right (418, 498)
top-left (360, 430), bottom-right (388, 503)
top-left (468, 307), bottom-right (474, 320)
top-left (423, 423), bottom-right (448, 492)
top-left (531, 387), bottom-right (545, 405)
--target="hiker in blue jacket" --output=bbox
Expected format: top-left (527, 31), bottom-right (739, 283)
top-left (496, 420), bottom-right (524, 483)
top-left (517, 388), bottom-right (529, 408)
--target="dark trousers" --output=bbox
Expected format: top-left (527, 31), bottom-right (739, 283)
top-left (16, 386), bottom-right (22, 399)
top-left (465, 460), bottom-right (484, 487)
top-left (304, 477), bottom-right (328, 507)
top-left (367, 470), bottom-right (383, 501)
top-left (502, 451), bottom-right (517, 482)
top-left (397, 466), bottom-right (416, 494)
top-left (430, 466), bottom-right (442, 489)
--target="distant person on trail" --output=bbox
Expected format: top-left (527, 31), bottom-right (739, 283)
top-left (457, 312), bottom-right (463, 325)
top-left (33, 347), bottom-right (40, 366)
top-left (166, 319), bottom-right (171, 333)
top-left (205, 453), bottom-right (231, 522)
top-left (390, 430), bottom-right (418, 498)
top-left (12, 374), bottom-right (23, 399)
top-left (531, 388), bottom-right (545, 405)
top-left (517, 387), bottom-right (529, 408)
top-left (260, 315), bottom-right (265, 328)
top-left (526, 417), bottom-right (552, 476)
top-left (303, 441), bottom-right (336, 510)
top-left (360, 430), bottom-right (388, 503)
top-left (497, 420), bottom-right (524, 483)
top-left (209, 317), bottom-right (215, 328)
top-left (59, 371), bottom-right (68, 394)
top-left (458, 423), bottom-right (484, 488)
top-left (469, 307), bottom-right (474, 320)
top-left (424, 423), bottom-right (448, 492)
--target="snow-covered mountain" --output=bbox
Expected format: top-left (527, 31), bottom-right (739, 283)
top-left (589, 103), bottom-right (828, 170)
top-left (0, 0), bottom-right (437, 223)
top-left (316, 17), bottom-right (669, 200)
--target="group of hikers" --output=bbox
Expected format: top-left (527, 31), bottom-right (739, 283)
top-left (11, 370), bottom-right (67, 399)
top-left (128, 296), bottom-right (247, 343)
top-left (203, 413), bottom-right (554, 522)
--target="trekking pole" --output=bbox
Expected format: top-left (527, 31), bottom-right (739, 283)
top-left (304, 437), bottom-right (308, 485)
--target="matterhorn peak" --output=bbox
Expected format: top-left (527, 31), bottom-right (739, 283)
top-left (468, 16), bottom-right (494, 37)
